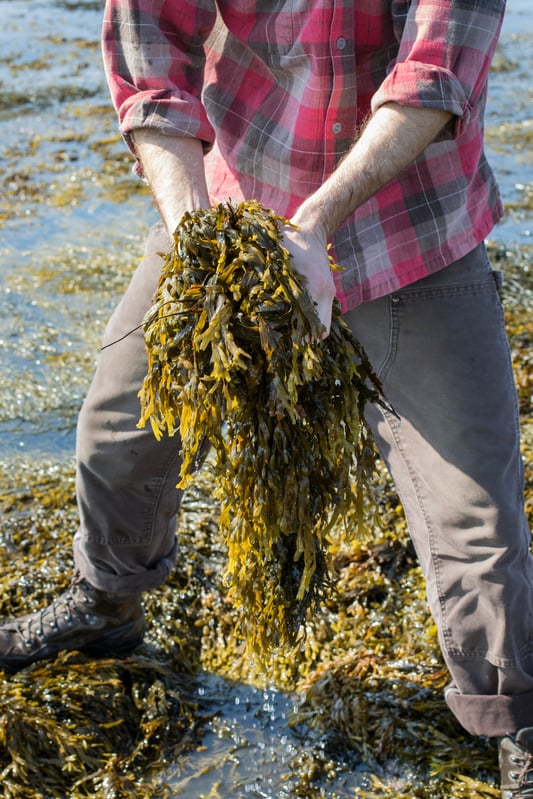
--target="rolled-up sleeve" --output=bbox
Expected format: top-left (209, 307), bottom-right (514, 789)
top-left (102, 0), bottom-right (217, 151)
top-left (371, 0), bottom-right (506, 137)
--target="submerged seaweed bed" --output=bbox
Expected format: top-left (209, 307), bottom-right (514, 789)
top-left (0, 0), bottom-right (532, 797)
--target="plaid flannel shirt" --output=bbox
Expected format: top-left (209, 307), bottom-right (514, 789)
top-left (102, 0), bottom-right (505, 310)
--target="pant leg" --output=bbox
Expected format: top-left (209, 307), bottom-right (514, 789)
top-left (343, 243), bottom-right (533, 738)
top-left (73, 222), bottom-right (189, 594)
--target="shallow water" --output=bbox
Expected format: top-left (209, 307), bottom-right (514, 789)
top-left (0, 0), bottom-right (153, 459)
top-left (0, 2), bottom-right (531, 797)
top-left (485, 0), bottom-right (533, 243)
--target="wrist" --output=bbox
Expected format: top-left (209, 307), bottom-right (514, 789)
top-left (291, 199), bottom-right (329, 242)
top-left (132, 130), bottom-right (210, 235)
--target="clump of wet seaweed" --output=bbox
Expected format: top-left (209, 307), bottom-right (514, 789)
top-left (138, 200), bottom-right (385, 658)
top-left (0, 653), bottom-right (197, 799)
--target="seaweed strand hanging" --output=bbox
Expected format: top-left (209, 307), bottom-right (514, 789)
top-left (138, 200), bottom-right (386, 657)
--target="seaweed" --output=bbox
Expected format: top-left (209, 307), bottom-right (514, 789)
top-left (0, 652), bottom-right (199, 798)
top-left (0, 245), bottom-right (529, 798)
top-left (138, 200), bottom-right (386, 658)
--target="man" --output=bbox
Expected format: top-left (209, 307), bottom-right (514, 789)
top-left (0, 0), bottom-right (531, 794)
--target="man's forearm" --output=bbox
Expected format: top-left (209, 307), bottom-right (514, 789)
top-left (131, 130), bottom-right (210, 235)
top-left (132, 103), bottom-right (452, 241)
top-left (292, 102), bottom-right (453, 238)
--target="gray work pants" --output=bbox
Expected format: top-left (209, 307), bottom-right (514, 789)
top-left (74, 222), bottom-right (533, 738)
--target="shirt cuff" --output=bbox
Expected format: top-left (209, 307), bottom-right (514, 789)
top-left (117, 89), bottom-right (216, 176)
top-left (371, 61), bottom-right (472, 140)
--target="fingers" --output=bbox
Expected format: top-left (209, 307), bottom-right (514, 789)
top-left (281, 224), bottom-right (336, 337)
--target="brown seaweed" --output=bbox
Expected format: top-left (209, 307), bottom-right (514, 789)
top-left (138, 200), bottom-right (386, 658)
top-left (0, 243), bottom-right (530, 798)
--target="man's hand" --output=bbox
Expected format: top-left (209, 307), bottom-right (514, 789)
top-left (282, 219), bottom-right (336, 337)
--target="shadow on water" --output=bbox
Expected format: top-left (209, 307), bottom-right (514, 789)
top-left (0, 1), bottom-right (531, 797)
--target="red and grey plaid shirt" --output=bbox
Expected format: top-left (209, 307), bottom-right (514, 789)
top-left (102, 0), bottom-right (505, 310)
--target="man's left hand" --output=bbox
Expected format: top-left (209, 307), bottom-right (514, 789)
top-left (282, 222), bottom-right (336, 337)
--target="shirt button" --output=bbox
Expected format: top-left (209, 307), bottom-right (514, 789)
top-left (332, 122), bottom-right (342, 135)
top-left (336, 37), bottom-right (346, 50)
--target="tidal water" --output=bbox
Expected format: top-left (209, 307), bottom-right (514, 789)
top-left (0, 2), bottom-right (531, 797)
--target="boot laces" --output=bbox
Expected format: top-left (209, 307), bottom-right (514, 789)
top-left (17, 582), bottom-right (93, 645)
top-left (511, 750), bottom-right (533, 794)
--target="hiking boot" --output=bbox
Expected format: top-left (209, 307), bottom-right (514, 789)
top-left (500, 728), bottom-right (533, 798)
top-left (0, 575), bottom-right (146, 672)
